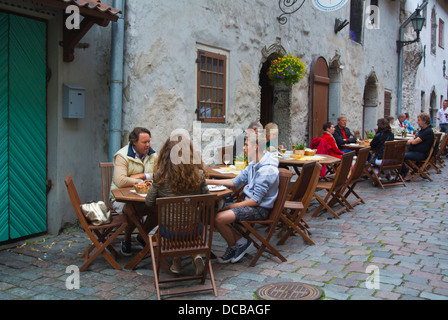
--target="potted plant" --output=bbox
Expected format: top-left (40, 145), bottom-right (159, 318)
top-left (293, 143), bottom-right (306, 158)
top-left (267, 53), bottom-right (306, 87)
top-left (234, 153), bottom-right (247, 171)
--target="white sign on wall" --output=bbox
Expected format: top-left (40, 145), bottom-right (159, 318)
top-left (312, 0), bottom-right (349, 12)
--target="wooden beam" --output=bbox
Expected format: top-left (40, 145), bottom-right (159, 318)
top-left (63, 16), bottom-right (96, 62)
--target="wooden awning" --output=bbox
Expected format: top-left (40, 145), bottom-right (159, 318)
top-left (33, 0), bottom-right (122, 62)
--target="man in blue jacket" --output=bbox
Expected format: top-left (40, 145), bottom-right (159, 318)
top-left (206, 131), bottom-right (279, 264)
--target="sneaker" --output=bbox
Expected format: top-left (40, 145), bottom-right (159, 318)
top-left (217, 247), bottom-right (236, 264)
top-left (231, 240), bottom-right (254, 263)
top-left (192, 255), bottom-right (204, 275)
top-left (170, 257), bottom-right (181, 274)
top-left (121, 240), bottom-right (132, 256)
top-left (136, 234), bottom-right (146, 247)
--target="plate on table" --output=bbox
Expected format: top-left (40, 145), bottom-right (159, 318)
top-left (208, 185), bottom-right (226, 192)
top-left (130, 190), bottom-right (147, 197)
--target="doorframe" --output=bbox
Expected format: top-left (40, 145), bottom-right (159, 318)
top-left (309, 56), bottom-right (330, 141)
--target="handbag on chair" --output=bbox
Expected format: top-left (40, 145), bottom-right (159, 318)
top-left (80, 201), bottom-right (112, 226)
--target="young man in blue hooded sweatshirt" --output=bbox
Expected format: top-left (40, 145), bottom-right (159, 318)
top-left (206, 131), bottom-right (279, 263)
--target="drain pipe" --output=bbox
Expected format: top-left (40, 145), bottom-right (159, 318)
top-left (396, 0), bottom-right (428, 116)
top-left (109, 0), bottom-right (125, 161)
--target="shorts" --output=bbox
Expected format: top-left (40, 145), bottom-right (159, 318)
top-left (230, 205), bottom-right (270, 221)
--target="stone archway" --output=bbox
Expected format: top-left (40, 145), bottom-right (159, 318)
top-left (259, 38), bottom-right (290, 147)
top-left (363, 71), bottom-right (379, 137)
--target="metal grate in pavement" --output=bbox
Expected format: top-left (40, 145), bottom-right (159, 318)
top-left (256, 282), bottom-right (322, 300)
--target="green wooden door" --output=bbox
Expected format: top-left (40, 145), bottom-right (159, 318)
top-left (0, 13), bottom-right (9, 242)
top-left (0, 12), bottom-right (47, 241)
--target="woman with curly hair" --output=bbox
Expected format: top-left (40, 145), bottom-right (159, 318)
top-left (145, 136), bottom-right (210, 275)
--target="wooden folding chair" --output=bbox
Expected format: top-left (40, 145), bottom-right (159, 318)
top-left (64, 174), bottom-right (128, 272)
top-left (427, 132), bottom-right (445, 173)
top-left (340, 147), bottom-right (371, 208)
top-left (149, 193), bottom-right (218, 300)
top-left (277, 162), bottom-right (321, 245)
top-left (404, 135), bottom-right (438, 182)
top-left (366, 140), bottom-right (407, 188)
top-left (232, 168), bottom-right (293, 267)
top-left (99, 162), bottom-right (114, 210)
top-left (312, 151), bottom-right (355, 219)
top-left (434, 133), bottom-right (448, 169)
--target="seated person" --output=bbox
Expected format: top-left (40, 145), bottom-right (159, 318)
top-left (232, 121), bottom-right (262, 164)
top-left (404, 112), bottom-right (415, 133)
top-left (333, 116), bottom-right (357, 152)
top-left (109, 127), bottom-right (158, 256)
top-left (206, 131), bottom-right (279, 264)
top-left (321, 122), bottom-right (344, 159)
top-left (395, 113), bottom-right (407, 132)
top-left (264, 122), bottom-right (278, 152)
top-left (401, 113), bottom-right (435, 181)
top-left (387, 116), bottom-right (401, 136)
top-left (370, 118), bottom-right (395, 173)
top-left (145, 136), bottom-right (209, 275)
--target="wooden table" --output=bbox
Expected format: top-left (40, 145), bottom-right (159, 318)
top-left (204, 166), bottom-right (242, 179)
top-left (341, 143), bottom-right (370, 151)
top-left (279, 154), bottom-right (341, 175)
top-left (112, 186), bottom-right (232, 269)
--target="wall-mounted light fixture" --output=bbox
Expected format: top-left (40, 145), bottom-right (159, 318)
top-left (396, 8), bottom-right (425, 51)
top-left (334, 18), bottom-right (349, 33)
top-left (277, 0), bottom-right (305, 25)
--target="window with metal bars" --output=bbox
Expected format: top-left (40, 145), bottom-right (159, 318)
top-left (196, 50), bottom-right (226, 123)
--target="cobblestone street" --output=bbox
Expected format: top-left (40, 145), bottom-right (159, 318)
top-left (1, 168), bottom-right (448, 301)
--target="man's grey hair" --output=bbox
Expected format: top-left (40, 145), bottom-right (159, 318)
top-left (247, 121), bottom-right (263, 130)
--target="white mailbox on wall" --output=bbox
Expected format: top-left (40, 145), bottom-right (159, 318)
top-left (62, 83), bottom-right (85, 118)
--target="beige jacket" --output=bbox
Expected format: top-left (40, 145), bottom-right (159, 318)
top-left (110, 144), bottom-right (158, 199)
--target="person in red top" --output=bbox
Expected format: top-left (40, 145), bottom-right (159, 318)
top-left (321, 122), bottom-right (344, 159)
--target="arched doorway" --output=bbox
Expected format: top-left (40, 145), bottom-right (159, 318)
top-left (259, 40), bottom-right (290, 146)
top-left (259, 60), bottom-right (274, 126)
top-left (309, 56), bottom-right (330, 139)
top-left (363, 73), bottom-right (378, 137)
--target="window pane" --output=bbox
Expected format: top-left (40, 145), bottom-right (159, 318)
top-left (201, 56), bottom-right (206, 71)
top-left (218, 75), bottom-right (223, 88)
top-left (207, 73), bottom-right (211, 86)
top-left (212, 74), bottom-right (217, 87)
top-left (218, 90), bottom-right (223, 102)
top-left (213, 59), bottom-right (218, 72)
top-left (219, 60), bottom-right (224, 73)
top-left (212, 89), bottom-right (217, 102)
top-left (207, 57), bottom-right (212, 71)
top-left (200, 72), bottom-right (206, 86)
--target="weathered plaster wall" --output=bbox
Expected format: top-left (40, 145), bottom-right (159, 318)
top-left (121, 0), bottom-right (401, 153)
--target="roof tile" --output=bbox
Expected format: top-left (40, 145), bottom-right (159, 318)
top-left (59, 0), bottom-right (121, 16)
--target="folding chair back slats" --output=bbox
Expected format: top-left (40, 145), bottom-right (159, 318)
top-left (277, 162), bottom-right (321, 245)
top-left (341, 147), bottom-right (370, 208)
top-left (150, 193), bottom-right (218, 299)
top-left (288, 161), bottom-right (317, 202)
top-left (99, 162), bottom-right (114, 210)
top-left (367, 140), bottom-right (407, 188)
top-left (312, 151), bottom-right (355, 218)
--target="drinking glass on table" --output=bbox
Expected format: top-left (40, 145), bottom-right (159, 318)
top-left (279, 142), bottom-right (287, 154)
top-left (223, 154), bottom-right (231, 167)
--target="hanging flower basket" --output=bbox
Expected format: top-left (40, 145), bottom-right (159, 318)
top-left (267, 54), bottom-right (306, 87)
